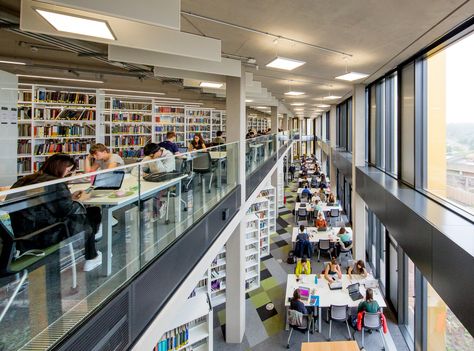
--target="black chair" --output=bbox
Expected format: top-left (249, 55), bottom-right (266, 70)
top-left (192, 152), bottom-right (216, 193)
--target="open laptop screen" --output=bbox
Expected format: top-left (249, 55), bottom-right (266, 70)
top-left (93, 171), bottom-right (125, 190)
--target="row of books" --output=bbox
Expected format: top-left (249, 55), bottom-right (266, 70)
top-left (187, 118), bottom-right (210, 124)
top-left (111, 113), bottom-right (152, 123)
top-left (18, 107), bottom-right (32, 120)
top-left (155, 325), bottom-right (189, 351)
top-left (186, 110), bottom-right (211, 117)
top-left (17, 159), bottom-right (32, 173)
top-left (111, 100), bottom-right (151, 111)
top-left (34, 125), bottom-right (95, 138)
top-left (112, 136), bottom-right (149, 147)
top-left (33, 141), bottom-right (90, 155)
top-left (34, 90), bottom-right (96, 105)
top-left (110, 125), bottom-right (152, 134)
top-left (115, 148), bottom-right (144, 158)
top-left (30, 108), bottom-right (96, 121)
top-left (155, 106), bottom-right (185, 113)
top-left (18, 124), bottom-right (31, 137)
top-left (17, 140), bottom-right (31, 154)
top-left (155, 116), bottom-right (185, 124)
top-left (155, 126), bottom-right (185, 132)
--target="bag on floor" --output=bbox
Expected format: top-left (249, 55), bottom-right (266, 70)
top-left (287, 250), bottom-right (296, 264)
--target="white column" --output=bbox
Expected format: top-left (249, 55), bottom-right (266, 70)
top-left (352, 84), bottom-right (367, 260)
top-left (282, 113), bottom-right (289, 131)
top-left (225, 68), bottom-right (246, 343)
top-left (298, 117), bottom-right (304, 156)
top-left (329, 106), bottom-right (337, 187)
top-left (270, 106), bottom-right (279, 211)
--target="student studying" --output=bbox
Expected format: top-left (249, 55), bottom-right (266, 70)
top-left (85, 143), bottom-right (124, 172)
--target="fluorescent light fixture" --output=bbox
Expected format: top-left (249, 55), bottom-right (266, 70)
top-left (256, 106), bottom-right (269, 109)
top-left (16, 74), bottom-right (103, 84)
top-left (335, 71), bottom-right (369, 81)
top-left (266, 57), bottom-right (305, 71)
top-left (323, 95), bottom-right (341, 100)
top-left (0, 60), bottom-right (26, 65)
top-left (35, 9), bottom-right (115, 40)
top-left (294, 108), bottom-right (304, 111)
top-left (245, 99), bottom-right (254, 103)
top-left (200, 82), bottom-right (223, 88)
top-left (291, 102), bottom-right (305, 106)
top-left (105, 88), bottom-right (165, 96)
top-left (316, 104), bottom-right (330, 108)
top-left (284, 91), bottom-right (305, 96)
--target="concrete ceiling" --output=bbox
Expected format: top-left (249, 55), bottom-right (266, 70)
top-left (0, 0), bottom-right (473, 115)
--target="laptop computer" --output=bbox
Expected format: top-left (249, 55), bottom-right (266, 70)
top-left (347, 283), bottom-right (364, 301)
top-left (364, 279), bottom-right (379, 289)
top-left (329, 281), bottom-right (342, 290)
top-left (178, 147), bottom-right (188, 154)
top-left (318, 226), bottom-right (328, 232)
top-left (86, 171), bottom-right (125, 195)
top-left (298, 286), bottom-right (311, 302)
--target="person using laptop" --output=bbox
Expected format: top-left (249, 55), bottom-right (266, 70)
top-left (189, 133), bottom-right (207, 151)
top-left (318, 188), bottom-right (327, 203)
top-left (290, 289), bottom-right (308, 315)
top-left (295, 256), bottom-right (311, 275)
top-left (159, 131), bottom-right (181, 155)
top-left (358, 288), bottom-right (379, 313)
top-left (212, 130), bottom-right (226, 145)
top-left (335, 227), bottom-right (353, 256)
top-left (327, 193), bottom-right (337, 205)
top-left (301, 185), bottom-right (312, 198)
top-left (315, 212), bottom-right (328, 229)
top-left (324, 257), bottom-right (342, 283)
top-left (9, 154), bottom-right (103, 272)
top-left (132, 143), bottom-right (175, 176)
top-left (85, 143), bottom-right (124, 172)
top-left (319, 174), bottom-right (328, 189)
top-left (348, 260), bottom-right (368, 279)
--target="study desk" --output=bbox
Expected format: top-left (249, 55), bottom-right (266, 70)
top-left (301, 341), bottom-right (359, 351)
top-left (209, 151), bottom-right (227, 188)
top-left (297, 188), bottom-right (318, 195)
top-left (291, 226), bottom-right (351, 244)
top-left (295, 202), bottom-right (341, 214)
top-left (70, 175), bottom-right (185, 276)
top-left (285, 274), bottom-right (386, 332)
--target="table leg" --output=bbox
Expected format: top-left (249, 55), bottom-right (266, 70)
top-left (285, 306), bottom-right (289, 331)
top-left (318, 306), bottom-right (322, 333)
top-left (174, 181), bottom-right (182, 225)
top-left (217, 159), bottom-right (222, 188)
top-left (101, 207), bottom-right (113, 276)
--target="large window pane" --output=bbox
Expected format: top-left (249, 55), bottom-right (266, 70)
top-left (370, 85), bottom-right (377, 164)
top-left (375, 81), bottom-right (386, 168)
top-left (401, 63), bottom-right (415, 185)
top-left (425, 31), bottom-right (474, 215)
top-left (427, 282), bottom-right (474, 350)
top-left (407, 258), bottom-right (415, 341)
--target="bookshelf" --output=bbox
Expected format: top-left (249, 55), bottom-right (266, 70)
top-left (186, 108), bottom-right (211, 144)
top-left (251, 193), bottom-right (271, 258)
top-left (277, 163), bottom-right (285, 208)
top-left (16, 85), bottom-right (99, 175)
top-left (260, 185), bottom-right (276, 257)
top-left (154, 105), bottom-right (186, 147)
top-left (211, 110), bottom-right (226, 140)
top-left (153, 294), bottom-right (213, 351)
top-left (247, 114), bottom-right (269, 133)
top-left (245, 213), bottom-right (261, 293)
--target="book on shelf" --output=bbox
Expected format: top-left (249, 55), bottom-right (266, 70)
top-left (34, 109), bottom-right (95, 121)
top-left (112, 135), bottom-right (149, 147)
top-left (35, 90), bottom-right (96, 105)
top-left (33, 141), bottom-right (90, 155)
top-left (18, 124), bottom-right (31, 137)
top-left (17, 140), bottom-right (31, 154)
top-left (111, 112), bottom-right (151, 123)
top-left (33, 125), bottom-right (94, 138)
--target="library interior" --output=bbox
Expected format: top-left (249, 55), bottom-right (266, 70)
top-left (0, 1), bottom-right (473, 351)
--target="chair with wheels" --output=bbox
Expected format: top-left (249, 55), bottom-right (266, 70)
top-left (328, 304), bottom-right (352, 341)
top-left (192, 152), bottom-right (216, 193)
top-left (297, 208), bottom-right (309, 222)
top-left (361, 312), bottom-right (387, 350)
top-left (286, 309), bottom-right (313, 348)
top-left (328, 209), bottom-right (340, 226)
top-left (317, 239), bottom-right (333, 262)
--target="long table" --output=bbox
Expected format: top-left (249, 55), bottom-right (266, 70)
top-left (301, 341), bottom-right (359, 351)
top-left (285, 274), bottom-right (386, 332)
top-left (291, 226), bottom-right (352, 244)
top-left (294, 202), bottom-right (343, 214)
top-left (70, 174), bottom-right (185, 276)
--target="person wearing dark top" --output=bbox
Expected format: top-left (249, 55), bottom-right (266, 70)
top-left (189, 133), bottom-right (207, 151)
top-left (158, 131), bottom-right (180, 155)
top-left (212, 130), bottom-right (226, 145)
top-left (290, 289), bottom-right (308, 315)
top-left (296, 224), bottom-right (309, 242)
top-left (9, 154), bottom-right (102, 271)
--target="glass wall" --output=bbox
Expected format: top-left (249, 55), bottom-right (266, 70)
top-left (424, 31), bottom-right (474, 215)
top-left (336, 98), bottom-right (353, 152)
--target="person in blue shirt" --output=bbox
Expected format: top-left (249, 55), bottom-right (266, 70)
top-left (301, 185), bottom-right (312, 198)
top-left (158, 131), bottom-right (181, 155)
top-left (290, 289), bottom-right (308, 315)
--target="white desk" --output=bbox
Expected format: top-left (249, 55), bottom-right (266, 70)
top-left (209, 151), bottom-right (227, 188)
top-left (291, 227), bottom-right (352, 244)
top-left (297, 188), bottom-right (318, 195)
top-left (285, 274), bottom-right (386, 332)
top-left (70, 175), bottom-right (185, 276)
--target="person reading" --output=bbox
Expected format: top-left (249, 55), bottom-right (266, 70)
top-left (85, 143), bottom-right (124, 172)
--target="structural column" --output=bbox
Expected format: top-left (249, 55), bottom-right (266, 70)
top-left (351, 84), bottom-right (367, 260)
top-left (281, 113), bottom-right (288, 131)
top-left (270, 106), bottom-right (280, 208)
top-left (329, 106), bottom-right (337, 184)
top-left (225, 68), bottom-right (246, 343)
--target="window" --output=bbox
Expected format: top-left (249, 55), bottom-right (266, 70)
top-left (325, 112), bottom-right (330, 141)
top-left (406, 257), bottom-right (415, 342)
top-left (335, 98), bottom-right (352, 151)
top-left (424, 31), bottom-right (474, 215)
top-left (427, 281), bottom-right (474, 350)
top-left (401, 63), bottom-right (416, 185)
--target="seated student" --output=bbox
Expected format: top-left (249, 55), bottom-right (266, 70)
top-left (335, 227), bottom-right (353, 256)
top-left (158, 131), bottom-right (181, 155)
top-left (133, 143), bottom-right (175, 176)
top-left (296, 224), bottom-right (309, 242)
top-left (358, 288), bottom-right (379, 313)
top-left (324, 257), bottom-right (343, 282)
top-left (189, 133), bottom-right (207, 151)
top-left (315, 212), bottom-right (327, 228)
top-left (301, 185), bottom-right (312, 198)
top-left (312, 199), bottom-right (323, 213)
top-left (319, 174), bottom-right (328, 189)
top-left (295, 225), bottom-right (313, 258)
top-left (9, 154), bottom-right (102, 272)
top-left (295, 256), bottom-right (311, 275)
top-left (85, 143), bottom-right (124, 172)
top-left (290, 289), bottom-right (308, 315)
top-left (212, 130), bottom-right (226, 145)
top-left (348, 260), bottom-right (368, 279)
top-left (318, 188), bottom-right (327, 203)
top-left (311, 193), bottom-right (321, 204)
top-left (327, 193), bottom-right (337, 205)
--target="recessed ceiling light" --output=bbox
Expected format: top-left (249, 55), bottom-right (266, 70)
top-left (35, 9), bottom-right (115, 40)
top-left (294, 108), bottom-right (304, 111)
top-left (291, 102), bottom-right (305, 106)
top-left (200, 82), bottom-right (223, 88)
top-left (316, 104), bottom-right (330, 108)
top-left (245, 99), bottom-right (254, 103)
top-left (16, 74), bottom-right (103, 84)
top-left (0, 60), bottom-right (26, 65)
top-left (266, 57), bottom-right (306, 71)
top-left (256, 106), bottom-right (269, 109)
top-left (335, 72), bottom-right (369, 81)
top-left (323, 95), bottom-right (341, 100)
top-left (105, 88), bottom-right (165, 96)
top-left (285, 91), bottom-right (305, 96)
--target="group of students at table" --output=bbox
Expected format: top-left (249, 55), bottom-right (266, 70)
top-left (7, 131), bottom-right (226, 272)
top-left (296, 224), bottom-right (352, 257)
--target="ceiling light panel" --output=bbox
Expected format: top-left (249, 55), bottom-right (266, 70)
top-left (291, 102), bottom-right (305, 106)
top-left (0, 60), bottom-right (26, 65)
top-left (200, 82), bottom-right (223, 88)
top-left (316, 104), bottom-right (330, 108)
top-left (284, 91), bottom-right (305, 96)
top-left (266, 57), bottom-right (306, 71)
top-left (323, 95), bottom-right (341, 100)
top-left (335, 72), bottom-right (369, 81)
top-left (35, 9), bottom-right (115, 40)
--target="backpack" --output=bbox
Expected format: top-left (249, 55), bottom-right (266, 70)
top-left (287, 250), bottom-right (296, 264)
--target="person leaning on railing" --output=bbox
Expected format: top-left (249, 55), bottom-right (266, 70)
top-left (8, 154), bottom-right (103, 272)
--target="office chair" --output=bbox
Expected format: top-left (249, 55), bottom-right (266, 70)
top-left (328, 304), bottom-right (352, 341)
top-left (192, 152), bottom-right (216, 193)
top-left (286, 309), bottom-right (313, 348)
top-left (361, 312), bottom-right (387, 350)
top-left (329, 209), bottom-right (340, 226)
top-left (317, 239), bottom-right (333, 262)
top-left (297, 208), bottom-right (309, 222)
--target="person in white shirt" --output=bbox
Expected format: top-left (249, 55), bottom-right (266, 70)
top-left (133, 143), bottom-right (175, 176)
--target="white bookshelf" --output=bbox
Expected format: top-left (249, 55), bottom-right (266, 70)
top-left (154, 105), bottom-right (186, 147)
top-left (247, 114), bottom-right (269, 133)
top-left (245, 213), bottom-right (261, 293)
top-left (211, 110), bottom-right (226, 140)
top-left (186, 108), bottom-right (211, 144)
top-left (277, 164), bottom-right (285, 208)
